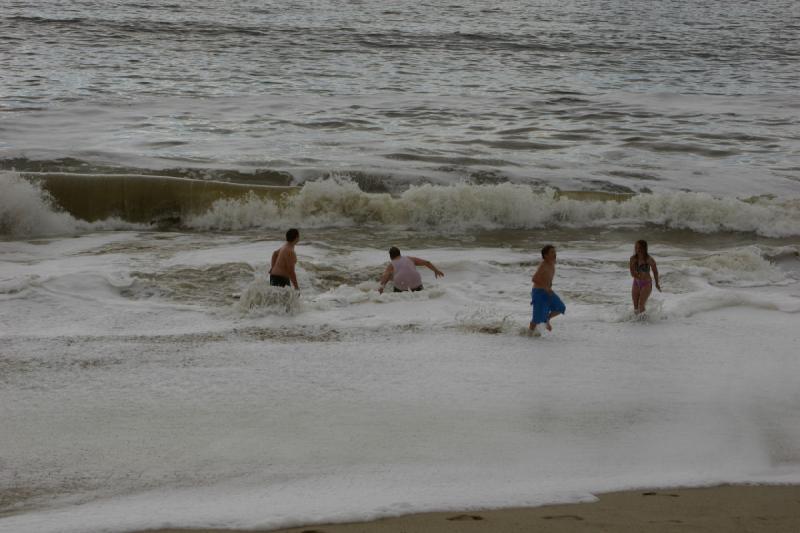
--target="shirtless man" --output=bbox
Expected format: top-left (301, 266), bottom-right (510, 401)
top-left (378, 246), bottom-right (444, 294)
top-left (529, 244), bottom-right (566, 336)
top-left (269, 228), bottom-right (300, 289)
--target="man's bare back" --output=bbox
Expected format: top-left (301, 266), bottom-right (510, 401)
top-left (270, 244), bottom-right (296, 278)
top-left (269, 228), bottom-right (300, 289)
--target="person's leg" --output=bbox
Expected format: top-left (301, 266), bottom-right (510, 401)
top-left (546, 310), bottom-right (561, 331)
top-left (638, 282), bottom-right (653, 313)
top-left (529, 313), bottom-right (540, 336)
top-left (632, 281), bottom-right (641, 312)
top-left (545, 293), bottom-right (566, 331)
top-left (530, 289), bottom-right (545, 334)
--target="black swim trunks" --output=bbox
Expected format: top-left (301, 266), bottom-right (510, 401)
top-left (270, 275), bottom-right (291, 287)
top-left (393, 284), bottom-right (423, 293)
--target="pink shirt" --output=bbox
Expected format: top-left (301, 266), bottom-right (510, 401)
top-left (392, 256), bottom-right (422, 290)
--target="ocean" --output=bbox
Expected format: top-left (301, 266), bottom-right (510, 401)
top-left (1, 1), bottom-right (799, 532)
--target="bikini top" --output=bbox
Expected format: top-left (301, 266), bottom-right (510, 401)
top-left (636, 259), bottom-right (650, 273)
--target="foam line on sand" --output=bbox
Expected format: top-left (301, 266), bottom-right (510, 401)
top-left (136, 484), bottom-right (800, 533)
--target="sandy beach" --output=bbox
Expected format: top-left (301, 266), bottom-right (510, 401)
top-left (138, 484), bottom-right (800, 533)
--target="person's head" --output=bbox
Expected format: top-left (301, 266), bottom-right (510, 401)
top-left (389, 246), bottom-right (401, 259)
top-left (286, 228), bottom-right (300, 244)
top-left (541, 244), bottom-right (556, 262)
top-left (635, 239), bottom-right (648, 257)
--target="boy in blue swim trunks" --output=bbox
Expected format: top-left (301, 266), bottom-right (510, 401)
top-left (530, 244), bottom-right (566, 336)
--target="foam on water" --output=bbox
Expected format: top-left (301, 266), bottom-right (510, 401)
top-left (2, 311), bottom-right (799, 533)
top-left (4, 172), bottom-right (799, 238)
top-left (236, 275), bottom-right (303, 315)
top-left (186, 179), bottom-right (800, 237)
top-left (674, 246), bottom-right (792, 287)
top-left (664, 280), bottom-right (800, 316)
top-left (0, 172), bottom-right (146, 237)
top-left (0, 172), bottom-right (81, 237)
top-left (2, 227), bottom-right (800, 533)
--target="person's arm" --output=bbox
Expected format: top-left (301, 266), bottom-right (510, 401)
top-left (378, 263), bottom-right (394, 293)
top-left (651, 258), bottom-right (661, 291)
top-left (270, 249), bottom-right (279, 274)
top-left (410, 257), bottom-right (444, 278)
top-left (288, 250), bottom-right (299, 289)
top-left (629, 256), bottom-right (637, 278)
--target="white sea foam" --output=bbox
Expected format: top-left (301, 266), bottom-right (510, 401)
top-left (609, 286), bottom-right (800, 323)
top-left (2, 222), bottom-right (799, 533)
top-left (0, 172), bottom-right (147, 237)
top-left (3, 315), bottom-right (800, 533)
top-left (4, 172), bottom-right (798, 237)
top-left (764, 245), bottom-right (800, 263)
top-left (185, 179), bottom-right (800, 237)
top-left (454, 306), bottom-right (516, 334)
top-left (661, 286), bottom-right (800, 318)
top-left (236, 276), bottom-right (303, 315)
top-left (0, 171), bottom-right (82, 237)
top-left (676, 246), bottom-right (792, 286)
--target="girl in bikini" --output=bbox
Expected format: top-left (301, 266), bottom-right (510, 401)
top-left (630, 239), bottom-right (661, 314)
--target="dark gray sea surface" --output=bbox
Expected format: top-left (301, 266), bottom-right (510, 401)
top-left (1, 0), bottom-right (799, 194)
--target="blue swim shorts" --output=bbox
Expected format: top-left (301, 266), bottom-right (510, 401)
top-left (531, 288), bottom-right (566, 325)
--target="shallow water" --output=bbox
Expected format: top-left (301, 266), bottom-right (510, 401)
top-left (2, 225), bottom-right (800, 532)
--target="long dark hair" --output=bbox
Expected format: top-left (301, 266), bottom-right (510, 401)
top-left (636, 239), bottom-right (649, 259)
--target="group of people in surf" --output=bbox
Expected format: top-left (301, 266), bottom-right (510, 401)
top-left (268, 229), bottom-right (661, 335)
top-left (526, 240), bottom-right (661, 336)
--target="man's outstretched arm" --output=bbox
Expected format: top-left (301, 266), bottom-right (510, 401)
top-left (410, 257), bottom-right (444, 278)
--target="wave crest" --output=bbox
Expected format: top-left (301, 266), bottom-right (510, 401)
top-left (0, 172), bottom-right (148, 237)
top-left (5, 172), bottom-right (798, 237)
top-left (186, 179), bottom-right (800, 237)
top-left (0, 172), bottom-right (81, 237)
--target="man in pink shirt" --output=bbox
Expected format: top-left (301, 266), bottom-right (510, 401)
top-left (378, 246), bottom-right (444, 294)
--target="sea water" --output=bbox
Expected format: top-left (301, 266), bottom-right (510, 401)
top-left (2, 1), bottom-right (800, 532)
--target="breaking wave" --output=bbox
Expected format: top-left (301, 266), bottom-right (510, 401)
top-left (4, 172), bottom-right (799, 238)
top-left (0, 172), bottom-right (79, 237)
top-left (0, 172), bottom-right (145, 237)
top-left (187, 179), bottom-right (800, 237)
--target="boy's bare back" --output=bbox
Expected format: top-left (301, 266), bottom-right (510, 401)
top-left (270, 244), bottom-right (296, 278)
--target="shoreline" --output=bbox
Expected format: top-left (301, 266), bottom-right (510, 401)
top-left (137, 483), bottom-right (800, 533)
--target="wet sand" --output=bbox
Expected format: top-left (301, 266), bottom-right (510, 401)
top-left (140, 484), bottom-right (800, 533)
